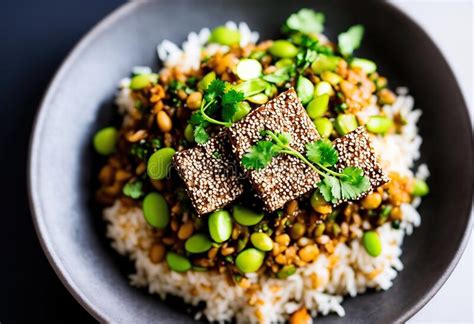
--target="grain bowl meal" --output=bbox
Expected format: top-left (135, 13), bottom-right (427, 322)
top-left (93, 9), bottom-right (429, 323)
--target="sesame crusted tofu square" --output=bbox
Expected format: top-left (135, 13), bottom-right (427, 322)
top-left (173, 132), bottom-right (244, 215)
top-left (334, 126), bottom-right (390, 191)
top-left (228, 88), bottom-right (321, 212)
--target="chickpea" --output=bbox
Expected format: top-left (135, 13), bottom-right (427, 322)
top-left (378, 88), bottom-right (396, 105)
top-left (177, 221), bottom-right (194, 240)
top-left (156, 111), bottom-right (172, 132)
top-left (286, 200), bottom-right (298, 215)
top-left (149, 244), bottom-right (166, 264)
top-left (126, 129), bottom-right (148, 142)
top-left (361, 192), bottom-right (382, 209)
top-left (290, 222), bottom-right (306, 240)
top-left (391, 206), bottom-right (402, 220)
top-left (298, 245), bottom-right (319, 263)
top-left (313, 203), bottom-right (332, 214)
top-left (186, 92), bottom-right (202, 110)
top-left (275, 234), bottom-right (290, 246)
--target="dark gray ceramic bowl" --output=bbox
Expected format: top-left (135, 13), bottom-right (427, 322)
top-left (28, 0), bottom-right (473, 322)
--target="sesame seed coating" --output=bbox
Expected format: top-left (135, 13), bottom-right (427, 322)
top-left (332, 126), bottom-right (390, 204)
top-left (173, 132), bottom-right (244, 215)
top-left (228, 89), bottom-right (321, 212)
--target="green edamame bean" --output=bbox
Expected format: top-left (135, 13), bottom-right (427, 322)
top-left (142, 192), bottom-right (169, 229)
top-left (362, 231), bottom-right (382, 257)
top-left (350, 58), bottom-right (377, 74)
top-left (264, 84), bottom-right (278, 98)
top-left (129, 74), bottom-right (157, 90)
top-left (296, 76), bottom-right (314, 105)
top-left (250, 50), bottom-right (266, 60)
top-left (147, 147), bottom-right (176, 180)
top-left (269, 40), bottom-right (298, 58)
top-left (198, 71), bottom-right (216, 91)
top-left (275, 58), bottom-right (294, 69)
top-left (310, 190), bottom-right (326, 210)
top-left (236, 59), bottom-right (262, 81)
top-left (184, 124), bottom-right (194, 142)
top-left (233, 205), bottom-right (264, 226)
top-left (314, 81), bottom-right (333, 97)
top-left (247, 93), bottom-right (268, 105)
top-left (250, 232), bottom-right (273, 251)
top-left (166, 252), bottom-right (191, 272)
top-left (192, 265), bottom-right (208, 272)
top-left (366, 116), bottom-right (393, 134)
top-left (311, 54), bottom-right (340, 74)
top-left (228, 101), bottom-right (251, 122)
top-left (235, 248), bottom-right (265, 273)
top-left (276, 265), bottom-right (296, 279)
top-left (234, 79), bottom-right (268, 98)
top-left (185, 233), bottom-right (212, 254)
top-left (208, 210), bottom-right (232, 243)
top-left (307, 94), bottom-right (329, 119)
top-left (93, 127), bottom-right (118, 156)
top-left (335, 114), bottom-right (358, 135)
top-left (314, 117), bottom-right (333, 138)
top-left (412, 179), bottom-right (429, 197)
top-left (209, 26), bottom-right (241, 46)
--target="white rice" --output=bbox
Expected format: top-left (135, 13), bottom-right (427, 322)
top-left (157, 21), bottom-right (259, 72)
top-left (104, 23), bottom-right (428, 323)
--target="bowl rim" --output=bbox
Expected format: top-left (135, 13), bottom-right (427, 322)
top-left (27, 1), bottom-right (473, 322)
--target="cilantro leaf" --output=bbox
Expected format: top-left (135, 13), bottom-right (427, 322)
top-left (222, 89), bottom-right (244, 106)
top-left (340, 167), bottom-right (371, 200)
top-left (189, 111), bottom-right (207, 126)
top-left (284, 9), bottom-right (325, 35)
top-left (317, 175), bottom-right (340, 203)
top-left (221, 89), bottom-right (244, 122)
top-left (338, 24), bottom-right (364, 57)
top-left (189, 112), bottom-right (210, 144)
top-left (340, 166), bottom-right (364, 183)
top-left (122, 180), bottom-right (144, 199)
top-left (221, 104), bottom-right (237, 123)
top-left (193, 124), bottom-right (210, 144)
top-left (204, 79), bottom-right (226, 102)
top-left (296, 49), bottom-right (318, 71)
top-left (241, 141), bottom-right (281, 170)
top-left (306, 139), bottom-right (339, 167)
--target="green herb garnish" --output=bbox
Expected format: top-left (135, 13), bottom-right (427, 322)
top-left (296, 48), bottom-right (318, 72)
top-left (283, 9), bottom-right (325, 35)
top-left (241, 130), bottom-right (371, 203)
top-left (262, 66), bottom-right (293, 85)
top-left (338, 24), bottom-right (364, 57)
top-left (306, 139), bottom-right (339, 167)
top-left (122, 180), bottom-right (144, 199)
top-left (189, 112), bottom-right (210, 144)
top-left (199, 79), bottom-right (245, 129)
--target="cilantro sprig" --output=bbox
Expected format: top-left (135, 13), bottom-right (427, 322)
top-left (189, 112), bottom-right (210, 144)
top-left (241, 130), bottom-right (371, 203)
top-left (199, 79), bottom-right (244, 127)
top-left (338, 24), bottom-right (364, 57)
top-left (122, 179), bottom-right (144, 199)
top-left (283, 9), bottom-right (325, 35)
top-left (188, 79), bottom-right (245, 144)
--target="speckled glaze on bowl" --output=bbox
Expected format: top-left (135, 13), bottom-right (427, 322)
top-left (28, 0), bottom-right (473, 322)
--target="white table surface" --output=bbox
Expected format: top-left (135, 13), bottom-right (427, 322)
top-left (390, 1), bottom-right (473, 323)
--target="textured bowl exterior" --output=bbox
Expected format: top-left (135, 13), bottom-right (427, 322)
top-left (28, 0), bottom-right (473, 323)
